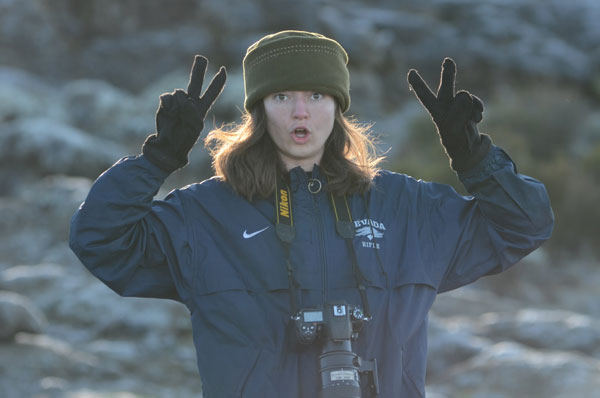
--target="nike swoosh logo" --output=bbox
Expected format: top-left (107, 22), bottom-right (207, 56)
top-left (243, 226), bottom-right (270, 239)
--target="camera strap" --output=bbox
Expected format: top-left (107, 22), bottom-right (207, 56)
top-left (275, 177), bottom-right (372, 320)
top-left (329, 192), bottom-right (372, 321)
top-left (274, 181), bottom-right (300, 314)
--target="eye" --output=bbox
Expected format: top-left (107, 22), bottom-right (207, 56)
top-left (311, 93), bottom-right (324, 100)
top-left (274, 93), bottom-right (288, 101)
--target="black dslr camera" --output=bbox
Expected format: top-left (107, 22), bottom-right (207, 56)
top-left (292, 301), bottom-right (379, 397)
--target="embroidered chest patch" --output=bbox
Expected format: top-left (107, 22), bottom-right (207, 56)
top-left (354, 218), bottom-right (385, 250)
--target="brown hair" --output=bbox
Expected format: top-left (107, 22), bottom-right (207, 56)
top-left (205, 103), bottom-right (384, 200)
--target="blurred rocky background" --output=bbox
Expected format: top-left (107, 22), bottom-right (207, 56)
top-left (1, 0), bottom-right (599, 397)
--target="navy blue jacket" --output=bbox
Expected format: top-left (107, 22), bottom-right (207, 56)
top-left (69, 145), bottom-right (553, 397)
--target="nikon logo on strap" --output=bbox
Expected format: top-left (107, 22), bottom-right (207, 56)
top-left (275, 182), bottom-right (295, 243)
top-left (279, 188), bottom-right (290, 219)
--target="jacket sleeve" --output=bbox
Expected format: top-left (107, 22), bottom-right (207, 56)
top-left (69, 154), bottom-right (191, 302)
top-left (429, 145), bottom-right (554, 293)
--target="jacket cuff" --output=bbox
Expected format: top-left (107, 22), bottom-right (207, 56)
top-left (450, 134), bottom-right (492, 173)
top-left (458, 145), bottom-right (517, 186)
top-left (137, 153), bottom-right (174, 180)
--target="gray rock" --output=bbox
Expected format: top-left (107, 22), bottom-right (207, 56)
top-left (61, 79), bottom-right (152, 143)
top-left (78, 26), bottom-right (216, 92)
top-left (0, 291), bottom-right (46, 340)
top-left (0, 0), bottom-right (70, 78)
top-left (2, 0), bottom-right (598, 91)
top-left (0, 330), bottom-right (201, 397)
top-left (0, 67), bottom-right (68, 122)
top-left (431, 286), bottom-right (522, 318)
top-left (432, 342), bottom-right (600, 397)
top-left (346, 69), bottom-right (386, 120)
top-left (0, 332), bottom-right (113, 398)
top-left (373, 102), bottom-right (423, 156)
top-left (1, 262), bottom-right (190, 343)
top-left (427, 314), bottom-right (490, 380)
top-left (0, 263), bottom-right (66, 290)
top-left (40, 242), bottom-right (89, 270)
top-left (51, 279), bottom-right (190, 338)
top-left (0, 263), bottom-right (84, 313)
top-left (474, 251), bottom-right (600, 318)
top-left (0, 117), bottom-right (126, 178)
top-left (0, 227), bottom-right (58, 268)
top-left (0, 175), bottom-right (92, 265)
top-left (476, 308), bottom-right (600, 357)
top-left (86, 338), bottom-right (142, 365)
top-left (15, 174), bottom-right (92, 222)
top-left (199, 0), bottom-right (265, 36)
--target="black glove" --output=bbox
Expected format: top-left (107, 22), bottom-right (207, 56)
top-left (407, 58), bottom-right (491, 172)
top-left (142, 55), bottom-right (227, 172)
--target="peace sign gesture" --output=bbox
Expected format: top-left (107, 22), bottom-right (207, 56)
top-left (407, 58), bottom-right (490, 172)
top-left (143, 55), bottom-right (227, 173)
top-left (185, 55), bottom-right (227, 117)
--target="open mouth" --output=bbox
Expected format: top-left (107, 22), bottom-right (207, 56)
top-left (290, 127), bottom-right (310, 144)
top-left (294, 128), bottom-right (308, 138)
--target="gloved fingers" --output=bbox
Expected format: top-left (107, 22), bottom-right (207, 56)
top-left (158, 89), bottom-right (188, 113)
top-left (187, 55), bottom-right (208, 99)
top-left (199, 66), bottom-right (227, 111)
top-left (437, 58), bottom-right (456, 104)
top-left (472, 94), bottom-right (484, 113)
top-left (178, 116), bottom-right (203, 152)
top-left (446, 91), bottom-right (474, 128)
top-left (181, 99), bottom-right (205, 128)
top-left (159, 92), bottom-right (174, 110)
top-left (465, 120), bottom-right (480, 149)
top-left (471, 94), bottom-right (484, 122)
top-left (408, 69), bottom-right (439, 116)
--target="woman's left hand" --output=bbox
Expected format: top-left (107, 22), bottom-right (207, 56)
top-left (407, 58), bottom-right (491, 172)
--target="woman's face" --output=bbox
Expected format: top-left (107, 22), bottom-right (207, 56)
top-left (263, 90), bottom-right (336, 171)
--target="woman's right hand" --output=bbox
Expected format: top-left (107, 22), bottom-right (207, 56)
top-left (142, 55), bottom-right (227, 173)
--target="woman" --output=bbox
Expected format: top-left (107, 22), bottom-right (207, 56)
top-left (70, 31), bottom-right (554, 397)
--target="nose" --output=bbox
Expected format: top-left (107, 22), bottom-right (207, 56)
top-left (292, 95), bottom-right (309, 119)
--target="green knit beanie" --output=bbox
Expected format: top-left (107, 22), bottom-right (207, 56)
top-left (243, 30), bottom-right (351, 113)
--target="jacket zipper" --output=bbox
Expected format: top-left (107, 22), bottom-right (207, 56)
top-left (312, 193), bottom-right (328, 304)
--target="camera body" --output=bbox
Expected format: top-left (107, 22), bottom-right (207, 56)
top-left (292, 302), bottom-right (378, 397)
top-left (293, 301), bottom-right (365, 344)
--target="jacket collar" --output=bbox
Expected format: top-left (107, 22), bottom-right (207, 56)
top-left (287, 164), bottom-right (326, 193)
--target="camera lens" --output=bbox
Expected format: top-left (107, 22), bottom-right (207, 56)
top-left (319, 340), bottom-right (361, 398)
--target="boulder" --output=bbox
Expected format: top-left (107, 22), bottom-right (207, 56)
top-left (0, 332), bottom-right (112, 398)
top-left (0, 263), bottom-right (84, 313)
top-left (2, 0), bottom-right (599, 91)
top-left (0, 262), bottom-right (191, 341)
top-left (0, 291), bottom-right (46, 340)
top-left (431, 286), bottom-right (522, 318)
top-left (15, 174), bottom-right (92, 223)
top-left (476, 308), bottom-right (600, 357)
top-left (61, 79), bottom-right (152, 144)
top-left (0, 67), bottom-right (68, 122)
top-left (0, 175), bottom-right (92, 265)
top-left (432, 342), bottom-right (600, 397)
top-left (50, 279), bottom-right (191, 339)
top-left (427, 314), bottom-right (490, 380)
top-left (0, 117), bottom-right (126, 178)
